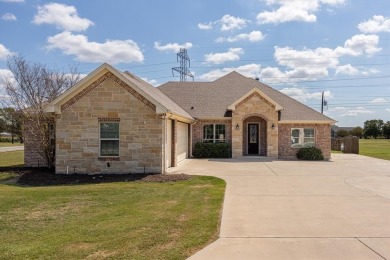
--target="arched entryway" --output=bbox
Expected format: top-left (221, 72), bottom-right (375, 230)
top-left (242, 116), bottom-right (267, 156)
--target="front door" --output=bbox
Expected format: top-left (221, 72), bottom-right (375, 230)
top-left (248, 124), bottom-right (259, 154)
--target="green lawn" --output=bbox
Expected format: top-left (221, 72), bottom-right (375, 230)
top-left (0, 150), bottom-right (24, 167)
top-left (359, 139), bottom-right (390, 160)
top-left (0, 173), bottom-right (19, 181)
top-left (0, 142), bottom-right (24, 147)
top-left (0, 176), bottom-right (225, 259)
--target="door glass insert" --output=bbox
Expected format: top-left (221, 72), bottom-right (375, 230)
top-left (249, 125), bottom-right (257, 143)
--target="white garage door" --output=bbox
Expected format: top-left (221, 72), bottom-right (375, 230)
top-left (166, 119), bottom-right (172, 167)
top-left (176, 122), bottom-right (189, 163)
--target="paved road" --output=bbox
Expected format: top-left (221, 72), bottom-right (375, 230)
top-left (168, 154), bottom-right (390, 260)
top-left (0, 146), bottom-right (24, 153)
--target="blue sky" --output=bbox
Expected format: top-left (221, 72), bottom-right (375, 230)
top-left (0, 0), bottom-right (389, 127)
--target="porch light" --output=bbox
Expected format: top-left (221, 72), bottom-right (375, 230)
top-left (236, 123), bottom-right (239, 130)
top-left (272, 123), bottom-right (275, 129)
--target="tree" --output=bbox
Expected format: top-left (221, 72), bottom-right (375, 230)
top-left (363, 119), bottom-right (384, 139)
top-left (336, 129), bottom-right (349, 137)
top-left (350, 126), bottom-right (363, 139)
top-left (383, 121), bottom-right (390, 139)
top-left (2, 56), bottom-right (80, 167)
top-left (0, 107), bottom-right (23, 143)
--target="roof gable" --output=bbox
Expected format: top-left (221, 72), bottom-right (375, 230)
top-left (228, 88), bottom-right (283, 111)
top-left (45, 63), bottom-right (194, 121)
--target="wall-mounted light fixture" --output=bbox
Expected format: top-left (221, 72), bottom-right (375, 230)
top-left (236, 123), bottom-right (239, 130)
top-left (271, 123), bottom-right (275, 129)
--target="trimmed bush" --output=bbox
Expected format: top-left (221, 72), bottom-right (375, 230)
top-left (193, 142), bottom-right (231, 158)
top-left (296, 146), bottom-right (324, 160)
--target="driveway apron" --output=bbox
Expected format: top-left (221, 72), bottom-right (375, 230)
top-left (169, 154), bottom-right (390, 260)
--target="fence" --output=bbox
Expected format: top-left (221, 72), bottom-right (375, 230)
top-left (331, 136), bottom-right (359, 154)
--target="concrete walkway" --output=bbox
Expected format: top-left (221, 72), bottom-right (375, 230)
top-left (0, 146), bottom-right (24, 153)
top-left (168, 154), bottom-right (390, 260)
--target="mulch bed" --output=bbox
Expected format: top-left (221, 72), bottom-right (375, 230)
top-left (0, 167), bottom-right (191, 186)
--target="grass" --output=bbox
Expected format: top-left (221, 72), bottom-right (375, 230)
top-left (0, 142), bottom-right (24, 147)
top-left (0, 176), bottom-right (225, 259)
top-left (0, 150), bottom-right (24, 167)
top-left (359, 139), bottom-right (390, 160)
top-left (0, 173), bottom-right (19, 181)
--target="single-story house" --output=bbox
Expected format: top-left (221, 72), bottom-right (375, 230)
top-left (25, 63), bottom-right (336, 174)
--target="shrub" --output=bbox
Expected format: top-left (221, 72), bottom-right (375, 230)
top-left (296, 146), bottom-right (324, 160)
top-left (193, 142), bottom-right (231, 158)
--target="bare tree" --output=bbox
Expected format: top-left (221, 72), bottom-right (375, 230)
top-left (2, 56), bottom-right (80, 168)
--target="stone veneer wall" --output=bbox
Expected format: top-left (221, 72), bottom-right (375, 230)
top-left (55, 74), bottom-right (164, 174)
top-left (24, 124), bottom-right (48, 167)
top-left (192, 119), bottom-right (232, 152)
top-left (232, 92), bottom-right (279, 158)
top-left (278, 123), bottom-right (331, 160)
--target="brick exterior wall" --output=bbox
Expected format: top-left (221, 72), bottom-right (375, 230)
top-left (192, 119), bottom-right (232, 152)
top-left (232, 92), bottom-right (279, 158)
top-left (278, 123), bottom-right (332, 160)
top-left (55, 75), bottom-right (164, 174)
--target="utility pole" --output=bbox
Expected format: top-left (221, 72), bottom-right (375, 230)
top-left (172, 48), bottom-right (194, 82)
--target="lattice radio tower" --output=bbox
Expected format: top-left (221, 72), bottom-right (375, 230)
top-left (172, 48), bottom-right (194, 82)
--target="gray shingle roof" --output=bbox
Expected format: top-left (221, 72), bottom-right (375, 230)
top-left (158, 71), bottom-right (335, 122)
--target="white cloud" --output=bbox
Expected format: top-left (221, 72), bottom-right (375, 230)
top-left (386, 108), bottom-right (390, 113)
top-left (2, 13), bottom-right (16, 21)
top-left (141, 77), bottom-right (158, 87)
top-left (358, 15), bottom-right (390, 33)
top-left (154, 42), bottom-right (193, 53)
top-left (279, 87), bottom-right (333, 102)
top-left (335, 64), bottom-right (359, 75)
top-left (199, 64), bottom-right (261, 81)
top-left (0, 69), bottom-right (14, 99)
top-left (198, 22), bottom-right (213, 30)
top-left (263, 33), bottom-right (382, 83)
top-left (33, 3), bottom-right (94, 32)
top-left (220, 14), bottom-right (249, 31)
top-left (0, 43), bottom-right (14, 60)
top-left (47, 32), bottom-right (144, 64)
top-left (216, 31), bottom-right (265, 43)
top-left (204, 48), bottom-right (244, 64)
top-left (335, 34), bottom-right (381, 56)
top-left (257, 0), bottom-right (346, 24)
top-left (198, 14), bottom-right (249, 32)
top-left (361, 68), bottom-right (380, 76)
top-left (328, 106), bottom-right (372, 117)
top-left (275, 46), bottom-right (339, 69)
top-left (370, 98), bottom-right (388, 103)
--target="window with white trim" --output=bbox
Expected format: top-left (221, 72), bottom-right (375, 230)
top-left (291, 128), bottom-right (315, 148)
top-left (100, 122), bottom-right (120, 156)
top-left (203, 124), bottom-right (226, 143)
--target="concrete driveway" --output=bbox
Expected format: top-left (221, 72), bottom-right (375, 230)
top-left (0, 146), bottom-right (24, 153)
top-left (168, 154), bottom-right (390, 260)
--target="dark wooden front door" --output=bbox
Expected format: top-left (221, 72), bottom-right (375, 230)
top-left (248, 124), bottom-right (259, 154)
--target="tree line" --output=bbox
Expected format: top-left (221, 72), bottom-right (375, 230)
top-left (336, 119), bottom-right (390, 139)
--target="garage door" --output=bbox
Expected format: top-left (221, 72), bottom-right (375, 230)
top-left (176, 122), bottom-right (189, 163)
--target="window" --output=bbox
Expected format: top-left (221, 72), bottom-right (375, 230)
top-left (203, 124), bottom-right (225, 143)
top-left (100, 122), bottom-right (119, 156)
top-left (291, 128), bottom-right (315, 148)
